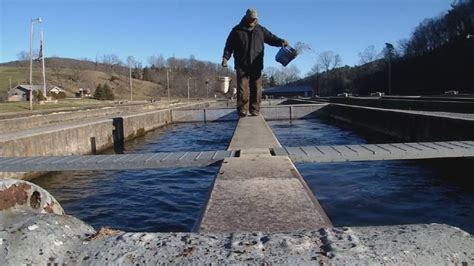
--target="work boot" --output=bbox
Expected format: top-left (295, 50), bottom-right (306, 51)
top-left (250, 111), bottom-right (259, 116)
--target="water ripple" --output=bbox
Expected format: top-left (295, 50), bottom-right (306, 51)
top-left (270, 119), bottom-right (474, 234)
top-left (33, 122), bottom-right (236, 232)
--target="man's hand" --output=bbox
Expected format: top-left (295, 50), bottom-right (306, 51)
top-left (221, 58), bottom-right (228, 67)
top-left (282, 39), bottom-right (289, 47)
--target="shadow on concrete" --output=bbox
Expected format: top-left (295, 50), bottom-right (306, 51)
top-left (212, 110), bottom-right (240, 122)
top-left (299, 105), bottom-right (331, 120)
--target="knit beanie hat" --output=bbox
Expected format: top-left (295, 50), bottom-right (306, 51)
top-left (246, 8), bottom-right (258, 19)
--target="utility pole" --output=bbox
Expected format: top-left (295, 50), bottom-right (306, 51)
top-left (388, 59), bottom-right (392, 95)
top-left (166, 69), bottom-right (171, 103)
top-left (129, 66), bottom-right (133, 101)
top-left (29, 17), bottom-right (42, 110)
top-left (29, 18), bottom-right (34, 111)
top-left (9, 77), bottom-right (12, 90)
top-left (385, 43), bottom-right (394, 95)
top-left (205, 79), bottom-right (209, 99)
top-left (127, 56), bottom-right (134, 101)
top-left (40, 23), bottom-right (47, 99)
top-left (187, 77), bottom-right (191, 101)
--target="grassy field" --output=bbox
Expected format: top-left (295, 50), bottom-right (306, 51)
top-left (0, 98), bottom-right (114, 113)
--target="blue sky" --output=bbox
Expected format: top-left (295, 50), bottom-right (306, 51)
top-left (1, 0), bottom-right (452, 75)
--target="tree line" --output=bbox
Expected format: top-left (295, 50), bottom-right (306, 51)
top-left (294, 0), bottom-right (473, 96)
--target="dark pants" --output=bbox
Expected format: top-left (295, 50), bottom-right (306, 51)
top-left (236, 68), bottom-right (262, 114)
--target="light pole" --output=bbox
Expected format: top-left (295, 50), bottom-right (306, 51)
top-left (127, 56), bottom-right (134, 101)
top-left (187, 77), bottom-right (191, 101)
top-left (385, 42), bottom-right (394, 95)
top-left (29, 17), bottom-right (42, 110)
top-left (166, 69), bottom-right (171, 103)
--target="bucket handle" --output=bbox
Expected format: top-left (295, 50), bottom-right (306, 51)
top-left (220, 66), bottom-right (229, 76)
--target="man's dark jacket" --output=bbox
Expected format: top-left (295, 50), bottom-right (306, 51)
top-left (223, 19), bottom-right (284, 71)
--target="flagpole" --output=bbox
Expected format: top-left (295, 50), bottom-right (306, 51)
top-left (40, 20), bottom-right (47, 99)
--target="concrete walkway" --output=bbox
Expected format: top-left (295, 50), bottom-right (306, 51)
top-left (199, 115), bottom-right (332, 232)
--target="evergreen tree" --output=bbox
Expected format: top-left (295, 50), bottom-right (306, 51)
top-left (102, 83), bottom-right (114, 100)
top-left (94, 84), bottom-right (105, 100)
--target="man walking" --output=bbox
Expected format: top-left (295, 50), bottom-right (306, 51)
top-left (222, 8), bottom-right (288, 116)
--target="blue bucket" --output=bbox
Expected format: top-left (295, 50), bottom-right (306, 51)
top-left (275, 46), bottom-right (297, 66)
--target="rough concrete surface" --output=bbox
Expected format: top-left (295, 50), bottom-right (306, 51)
top-left (1, 210), bottom-right (473, 265)
top-left (228, 115), bottom-right (281, 150)
top-left (0, 148), bottom-right (473, 264)
top-left (199, 156), bottom-right (332, 232)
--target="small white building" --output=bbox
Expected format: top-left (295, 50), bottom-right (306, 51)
top-left (7, 85), bottom-right (43, 101)
top-left (48, 86), bottom-right (65, 94)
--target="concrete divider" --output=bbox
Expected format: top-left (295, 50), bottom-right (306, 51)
top-left (0, 102), bottom-right (184, 134)
top-left (0, 102), bottom-right (212, 180)
top-left (172, 104), bottom-right (328, 122)
top-left (330, 97), bottom-right (474, 113)
top-left (320, 104), bottom-right (474, 142)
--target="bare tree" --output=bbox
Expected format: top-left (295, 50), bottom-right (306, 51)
top-left (263, 66), bottom-right (301, 86)
top-left (148, 54), bottom-right (166, 68)
top-left (102, 54), bottom-right (122, 65)
top-left (16, 51), bottom-right (30, 67)
top-left (167, 57), bottom-right (179, 71)
top-left (188, 54), bottom-right (197, 72)
top-left (17, 51), bottom-right (29, 61)
top-left (308, 63), bottom-right (320, 77)
top-left (358, 45), bottom-right (379, 65)
top-left (127, 56), bottom-right (136, 67)
top-left (317, 51), bottom-right (342, 72)
top-left (264, 67), bottom-right (278, 77)
top-left (333, 54), bottom-right (342, 69)
top-left (318, 51), bottom-right (334, 73)
top-left (396, 39), bottom-right (409, 57)
top-left (101, 54), bottom-right (123, 73)
top-left (315, 51), bottom-right (343, 95)
top-left (282, 65), bottom-right (301, 84)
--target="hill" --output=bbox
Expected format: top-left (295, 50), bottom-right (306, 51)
top-left (1, 56), bottom-right (232, 101)
top-left (0, 58), bottom-right (164, 101)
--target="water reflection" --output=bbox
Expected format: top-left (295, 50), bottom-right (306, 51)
top-left (269, 119), bottom-right (474, 234)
